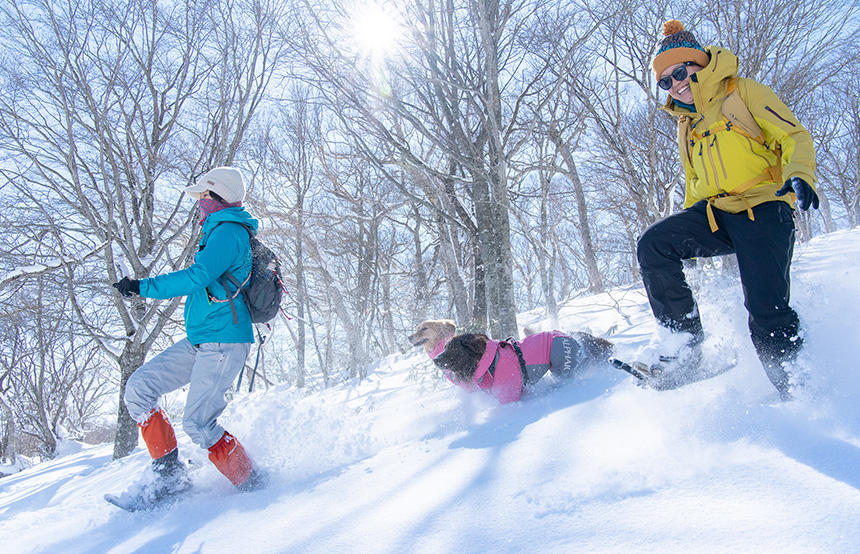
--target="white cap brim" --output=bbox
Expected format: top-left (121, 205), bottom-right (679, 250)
top-left (183, 181), bottom-right (208, 200)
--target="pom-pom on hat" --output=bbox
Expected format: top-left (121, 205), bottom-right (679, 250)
top-left (184, 166), bottom-right (246, 204)
top-left (652, 20), bottom-right (710, 79)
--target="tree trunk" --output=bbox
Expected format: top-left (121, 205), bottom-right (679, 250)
top-left (295, 210), bottom-right (307, 389)
top-left (549, 131), bottom-right (605, 292)
top-left (113, 344), bottom-right (146, 460)
top-left (474, 0), bottom-right (518, 339)
top-left (538, 171), bottom-right (559, 324)
top-left (472, 170), bottom-right (517, 339)
top-left (472, 243), bottom-right (488, 331)
top-left (410, 207), bottom-right (430, 325)
top-left (434, 213), bottom-right (471, 325)
top-left (0, 392), bottom-right (16, 464)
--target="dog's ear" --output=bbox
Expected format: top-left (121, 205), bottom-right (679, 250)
top-left (460, 333), bottom-right (489, 358)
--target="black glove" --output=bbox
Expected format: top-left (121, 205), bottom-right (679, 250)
top-left (775, 176), bottom-right (819, 210)
top-left (112, 276), bottom-right (140, 297)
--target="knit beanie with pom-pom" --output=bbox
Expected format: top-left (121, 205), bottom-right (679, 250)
top-left (652, 20), bottom-right (710, 79)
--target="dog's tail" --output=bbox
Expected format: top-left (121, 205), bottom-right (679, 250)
top-left (571, 332), bottom-right (614, 361)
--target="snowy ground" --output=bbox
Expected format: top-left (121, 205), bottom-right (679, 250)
top-left (1, 228), bottom-right (859, 553)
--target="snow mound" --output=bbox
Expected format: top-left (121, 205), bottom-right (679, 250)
top-left (1, 229), bottom-right (859, 553)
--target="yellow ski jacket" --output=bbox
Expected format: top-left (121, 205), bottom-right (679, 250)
top-left (661, 47), bottom-right (816, 214)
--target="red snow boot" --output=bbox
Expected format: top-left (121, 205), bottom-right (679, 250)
top-left (139, 408), bottom-right (178, 459)
top-left (208, 431), bottom-right (254, 488)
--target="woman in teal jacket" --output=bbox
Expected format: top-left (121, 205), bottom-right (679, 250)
top-left (112, 167), bottom-right (264, 505)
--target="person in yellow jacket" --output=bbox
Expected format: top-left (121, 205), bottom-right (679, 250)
top-left (636, 20), bottom-right (819, 400)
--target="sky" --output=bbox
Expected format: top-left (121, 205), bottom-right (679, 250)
top-left (1, 227), bottom-right (858, 553)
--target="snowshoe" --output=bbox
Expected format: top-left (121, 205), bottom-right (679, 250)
top-left (610, 350), bottom-right (736, 391)
top-left (237, 467), bottom-right (268, 493)
top-left (105, 450), bottom-right (192, 512)
top-left (104, 482), bottom-right (190, 512)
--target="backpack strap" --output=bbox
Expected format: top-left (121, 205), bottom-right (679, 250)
top-left (217, 271), bottom-right (248, 324)
top-left (677, 114), bottom-right (695, 166)
top-left (720, 77), bottom-right (783, 188)
top-left (721, 78), bottom-right (765, 141)
top-left (700, 78), bottom-right (784, 232)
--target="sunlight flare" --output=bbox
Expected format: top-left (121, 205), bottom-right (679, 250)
top-left (350, 2), bottom-right (403, 60)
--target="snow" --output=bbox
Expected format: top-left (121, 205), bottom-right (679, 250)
top-left (1, 228), bottom-right (859, 553)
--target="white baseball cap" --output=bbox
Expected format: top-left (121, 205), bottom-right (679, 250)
top-left (185, 166), bottom-right (246, 203)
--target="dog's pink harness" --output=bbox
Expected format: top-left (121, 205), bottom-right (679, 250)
top-left (454, 331), bottom-right (567, 404)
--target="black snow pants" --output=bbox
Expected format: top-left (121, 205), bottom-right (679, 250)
top-left (636, 200), bottom-right (801, 393)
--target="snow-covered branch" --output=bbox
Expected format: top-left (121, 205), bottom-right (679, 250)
top-left (0, 241), bottom-right (108, 292)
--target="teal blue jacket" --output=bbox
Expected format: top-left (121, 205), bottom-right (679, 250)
top-left (140, 208), bottom-right (258, 344)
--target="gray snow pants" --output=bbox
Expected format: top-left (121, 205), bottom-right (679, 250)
top-left (124, 339), bottom-right (251, 449)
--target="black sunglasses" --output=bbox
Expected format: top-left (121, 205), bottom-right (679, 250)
top-left (658, 62), bottom-right (697, 91)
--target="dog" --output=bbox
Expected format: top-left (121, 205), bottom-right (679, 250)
top-left (408, 319), bottom-right (457, 358)
top-left (433, 330), bottom-right (614, 404)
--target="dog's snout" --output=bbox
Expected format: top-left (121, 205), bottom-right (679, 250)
top-left (408, 325), bottom-right (429, 345)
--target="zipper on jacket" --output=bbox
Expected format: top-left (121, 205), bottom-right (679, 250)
top-left (765, 106), bottom-right (796, 127)
top-left (713, 135), bottom-right (728, 179)
top-left (698, 142), bottom-right (711, 189)
top-left (705, 138), bottom-right (721, 190)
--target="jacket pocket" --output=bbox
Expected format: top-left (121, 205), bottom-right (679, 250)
top-left (765, 106), bottom-right (796, 127)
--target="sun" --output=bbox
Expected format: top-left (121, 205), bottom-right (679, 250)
top-left (350, 2), bottom-right (404, 60)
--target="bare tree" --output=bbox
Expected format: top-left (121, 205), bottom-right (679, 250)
top-left (288, 0), bottom-right (611, 337)
top-left (0, 281), bottom-right (110, 458)
top-left (703, 0), bottom-right (857, 104)
top-left (251, 89), bottom-right (322, 388)
top-left (809, 63), bottom-right (860, 229)
top-left (0, 0), bottom-right (283, 458)
top-left (0, 330), bottom-right (22, 464)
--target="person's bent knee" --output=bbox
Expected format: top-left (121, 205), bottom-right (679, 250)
top-left (182, 414), bottom-right (222, 449)
top-left (637, 224), bottom-right (666, 268)
top-left (123, 370), bottom-right (154, 423)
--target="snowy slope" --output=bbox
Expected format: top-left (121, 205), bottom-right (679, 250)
top-left (1, 229), bottom-right (859, 553)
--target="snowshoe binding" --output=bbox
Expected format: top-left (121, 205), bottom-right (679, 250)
top-left (105, 450), bottom-right (192, 512)
top-left (237, 467), bottom-right (268, 493)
